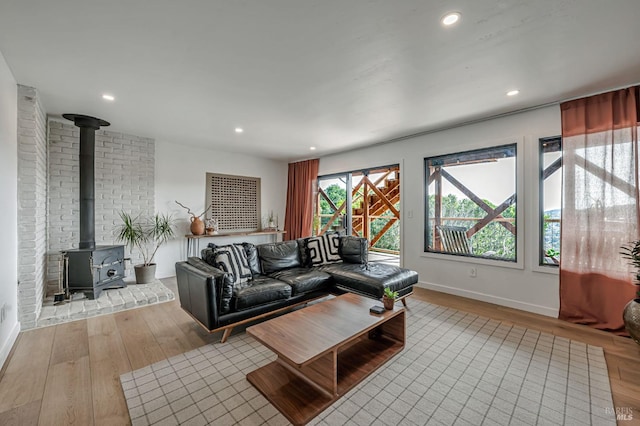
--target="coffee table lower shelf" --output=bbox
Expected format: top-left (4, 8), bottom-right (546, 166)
top-left (247, 333), bottom-right (403, 425)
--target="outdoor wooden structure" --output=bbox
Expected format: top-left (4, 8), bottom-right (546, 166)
top-left (426, 143), bottom-right (563, 256)
top-left (316, 166), bottom-right (400, 253)
top-left (428, 162), bottom-right (516, 252)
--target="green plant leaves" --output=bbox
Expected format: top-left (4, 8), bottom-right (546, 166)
top-left (116, 211), bottom-right (175, 266)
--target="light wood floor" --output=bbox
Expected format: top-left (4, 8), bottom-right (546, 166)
top-left (0, 281), bottom-right (638, 425)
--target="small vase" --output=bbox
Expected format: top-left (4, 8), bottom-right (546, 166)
top-left (190, 216), bottom-right (205, 235)
top-left (623, 298), bottom-right (640, 345)
top-left (383, 295), bottom-right (395, 310)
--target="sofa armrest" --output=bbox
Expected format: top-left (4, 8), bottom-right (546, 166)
top-left (339, 236), bottom-right (369, 264)
top-left (175, 259), bottom-right (225, 330)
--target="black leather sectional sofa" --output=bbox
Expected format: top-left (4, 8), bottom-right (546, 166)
top-left (175, 235), bottom-right (418, 342)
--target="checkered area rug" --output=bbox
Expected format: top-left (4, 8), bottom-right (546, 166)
top-left (120, 300), bottom-right (616, 425)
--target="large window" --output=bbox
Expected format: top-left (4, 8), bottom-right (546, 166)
top-left (424, 144), bottom-right (517, 261)
top-left (539, 137), bottom-right (562, 266)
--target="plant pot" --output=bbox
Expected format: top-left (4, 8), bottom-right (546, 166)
top-left (623, 298), bottom-right (640, 345)
top-left (190, 216), bottom-right (205, 235)
top-left (134, 264), bottom-right (156, 284)
top-left (382, 295), bottom-right (395, 310)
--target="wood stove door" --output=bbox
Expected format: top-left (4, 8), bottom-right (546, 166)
top-left (94, 246), bottom-right (125, 284)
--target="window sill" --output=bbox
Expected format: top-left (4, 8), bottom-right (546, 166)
top-left (531, 264), bottom-right (559, 275)
top-left (420, 251), bottom-right (524, 270)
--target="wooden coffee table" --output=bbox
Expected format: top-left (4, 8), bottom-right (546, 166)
top-left (246, 292), bottom-right (405, 425)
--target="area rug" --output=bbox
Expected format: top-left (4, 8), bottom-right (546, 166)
top-left (120, 300), bottom-right (616, 425)
top-left (37, 279), bottom-right (174, 328)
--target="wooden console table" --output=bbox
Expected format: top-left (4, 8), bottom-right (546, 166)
top-left (184, 230), bottom-right (285, 258)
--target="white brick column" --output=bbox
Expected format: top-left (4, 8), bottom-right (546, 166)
top-left (17, 85), bottom-right (48, 329)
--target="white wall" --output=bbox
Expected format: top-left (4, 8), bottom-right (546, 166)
top-left (0, 51), bottom-right (20, 367)
top-left (319, 106), bottom-right (562, 316)
top-left (154, 141), bottom-right (288, 278)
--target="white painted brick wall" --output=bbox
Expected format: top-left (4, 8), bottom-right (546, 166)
top-left (17, 85), bottom-right (48, 330)
top-left (47, 121), bottom-right (155, 289)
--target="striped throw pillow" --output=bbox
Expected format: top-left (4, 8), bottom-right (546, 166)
top-left (306, 233), bottom-right (341, 266)
top-left (213, 244), bottom-right (252, 285)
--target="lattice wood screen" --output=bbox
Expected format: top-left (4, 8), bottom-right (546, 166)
top-left (206, 173), bottom-right (261, 231)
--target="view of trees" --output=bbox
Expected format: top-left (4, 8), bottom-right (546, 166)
top-left (318, 184), bottom-right (519, 259)
top-left (319, 184), bottom-right (346, 218)
top-left (317, 184), bottom-right (400, 252)
top-left (427, 194), bottom-right (516, 260)
top-left (542, 209), bottom-right (560, 264)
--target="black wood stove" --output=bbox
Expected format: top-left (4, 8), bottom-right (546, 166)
top-left (60, 114), bottom-right (126, 299)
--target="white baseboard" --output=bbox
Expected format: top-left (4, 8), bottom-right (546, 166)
top-left (0, 321), bottom-right (20, 370)
top-left (416, 281), bottom-right (558, 318)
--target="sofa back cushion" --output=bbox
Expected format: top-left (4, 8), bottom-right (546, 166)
top-left (257, 240), bottom-right (301, 274)
top-left (242, 243), bottom-right (262, 275)
top-left (339, 236), bottom-right (369, 264)
top-left (201, 247), bottom-right (217, 266)
top-left (297, 237), bottom-right (310, 266)
top-left (306, 233), bottom-right (341, 266)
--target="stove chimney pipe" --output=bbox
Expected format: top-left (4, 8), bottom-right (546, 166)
top-left (62, 114), bottom-right (110, 250)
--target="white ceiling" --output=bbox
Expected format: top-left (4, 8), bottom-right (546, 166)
top-left (1, 1), bottom-right (639, 161)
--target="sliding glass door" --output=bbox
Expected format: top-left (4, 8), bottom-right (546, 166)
top-left (316, 165), bottom-right (400, 265)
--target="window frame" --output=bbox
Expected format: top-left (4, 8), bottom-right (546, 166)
top-left (423, 142), bottom-right (520, 264)
top-left (419, 136), bottom-right (524, 270)
top-left (538, 136), bottom-right (562, 268)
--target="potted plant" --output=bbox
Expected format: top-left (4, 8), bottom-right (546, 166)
top-left (175, 200), bottom-right (211, 235)
top-left (545, 248), bottom-right (560, 265)
top-left (621, 240), bottom-right (640, 344)
top-left (265, 211), bottom-right (278, 230)
top-left (382, 287), bottom-right (398, 310)
top-left (116, 211), bottom-right (175, 284)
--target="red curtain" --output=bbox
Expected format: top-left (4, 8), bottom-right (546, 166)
top-left (559, 86), bottom-right (639, 333)
top-left (284, 159), bottom-right (319, 240)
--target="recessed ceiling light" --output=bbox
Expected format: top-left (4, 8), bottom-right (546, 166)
top-left (102, 94), bottom-right (115, 101)
top-left (507, 90), bottom-right (520, 97)
top-left (235, 127), bottom-right (244, 133)
top-left (310, 147), bottom-right (316, 151)
top-left (441, 12), bottom-right (461, 26)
